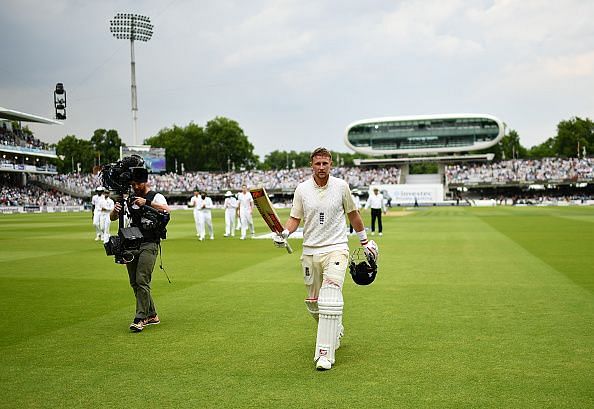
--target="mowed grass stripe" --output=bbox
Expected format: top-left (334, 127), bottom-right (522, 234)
top-left (477, 207), bottom-right (594, 293)
top-left (0, 207), bottom-right (592, 408)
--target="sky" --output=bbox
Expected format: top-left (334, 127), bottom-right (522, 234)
top-left (2, 0), bottom-right (594, 159)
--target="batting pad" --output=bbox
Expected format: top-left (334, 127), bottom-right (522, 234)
top-left (314, 284), bottom-right (344, 364)
top-left (304, 298), bottom-right (319, 321)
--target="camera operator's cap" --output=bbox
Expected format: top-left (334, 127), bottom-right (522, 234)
top-left (131, 167), bottom-right (149, 183)
top-left (224, 191), bottom-right (233, 197)
top-left (96, 186), bottom-right (105, 192)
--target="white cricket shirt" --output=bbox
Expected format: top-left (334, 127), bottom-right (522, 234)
top-left (189, 195), bottom-right (202, 213)
top-left (237, 192), bottom-right (253, 214)
top-left (365, 193), bottom-right (386, 211)
top-left (291, 176), bottom-right (356, 255)
top-left (92, 194), bottom-right (102, 214)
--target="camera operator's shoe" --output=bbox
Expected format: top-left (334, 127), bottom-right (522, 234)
top-left (129, 318), bottom-right (145, 332)
top-left (145, 315), bottom-right (160, 326)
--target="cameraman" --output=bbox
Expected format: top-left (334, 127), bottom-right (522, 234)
top-left (110, 169), bottom-right (170, 333)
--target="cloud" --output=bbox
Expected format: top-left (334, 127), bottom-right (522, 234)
top-left (223, 31), bottom-right (314, 66)
top-left (468, 0), bottom-right (594, 54)
top-left (499, 51), bottom-right (594, 90)
top-left (376, 0), bottom-right (483, 57)
top-left (2, 0), bottom-right (594, 156)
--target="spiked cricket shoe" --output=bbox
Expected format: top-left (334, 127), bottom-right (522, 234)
top-left (316, 356), bottom-right (332, 370)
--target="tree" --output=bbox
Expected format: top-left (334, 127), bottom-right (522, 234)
top-left (554, 117), bottom-right (594, 158)
top-left (261, 150), bottom-right (364, 170)
top-left (146, 117), bottom-right (258, 172)
top-left (203, 117), bottom-right (258, 171)
top-left (90, 129), bottom-right (124, 166)
top-left (499, 129), bottom-right (527, 160)
top-left (334, 151), bottom-right (366, 167)
top-left (262, 150), bottom-right (307, 170)
top-left (55, 135), bottom-right (95, 174)
top-left (145, 124), bottom-right (201, 173)
top-left (527, 137), bottom-right (556, 158)
top-left (479, 129), bottom-right (527, 161)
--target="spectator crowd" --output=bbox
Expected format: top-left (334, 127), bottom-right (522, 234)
top-left (1, 123), bottom-right (53, 152)
top-left (446, 158), bottom-right (594, 184)
top-left (37, 166), bottom-right (402, 196)
top-left (0, 184), bottom-right (82, 207)
top-left (4, 157), bottom-right (593, 207)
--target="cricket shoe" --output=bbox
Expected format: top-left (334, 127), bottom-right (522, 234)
top-left (145, 315), bottom-right (160, 326)
top-left (129, 318), bottom-right (145, 332)
top-left (316, 356), bottom-right (332, 371)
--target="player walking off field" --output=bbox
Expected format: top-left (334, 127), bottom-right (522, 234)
top-left (99, 189), bottom-right (114, 243)
top-left (199, 191), bottom-right (214, 240)
top-left (274, 147), bottom-right (378, 370)
top-left (237, 185), bottom-right (255, 240)
top-left (189, 190), bottom-right (203, 238)
top-left (91, 187), bottom-right (103, 240)
top-left (223, 191), bottom-right (237, 237)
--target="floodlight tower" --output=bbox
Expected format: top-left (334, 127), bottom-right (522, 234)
top-left (109, 13), bottom-right (153, 146)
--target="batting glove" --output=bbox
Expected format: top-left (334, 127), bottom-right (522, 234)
top-left (362, 239), bottom-right (379, 262)
top-left (272, 229), bottom-right (290, 249)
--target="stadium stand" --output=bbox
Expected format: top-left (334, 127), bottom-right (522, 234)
top-left (0, 123), bottom-right (52, 151)
top-left (0, 184), bottom-right (82, 207)
top-left (446, 158), bottom-right (594, 185)
top-left (35, 166), bottom-right (402, 198)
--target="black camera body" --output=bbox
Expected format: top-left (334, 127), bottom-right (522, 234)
top-left (100, 155), bottom-right (170, 264)
top-left (104, 226), bottom-right (144, 264)
top-left (134, 201), bottom-right (170, 240)
top-left (101, 154), bottom-right (145, 195)
top-left (102, 200), bottom-right (170, 264)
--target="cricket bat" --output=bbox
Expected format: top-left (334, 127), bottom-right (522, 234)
top-left (250, 187), bottom-right (293, 254)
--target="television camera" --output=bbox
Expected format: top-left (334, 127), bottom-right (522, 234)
top-left (100, 155), bottom-right (169, 264)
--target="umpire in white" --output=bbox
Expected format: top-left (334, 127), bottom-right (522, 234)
top-left (274, 147), bottom-right (378, 370)
top-left (365, 187), bottom-right (387, 236)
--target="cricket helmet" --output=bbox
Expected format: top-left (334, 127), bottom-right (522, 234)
top-left (349, 247), bottom-right (378, 286)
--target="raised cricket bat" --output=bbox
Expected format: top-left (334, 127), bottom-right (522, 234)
top-left (250, 187), bottom-right (293, 254)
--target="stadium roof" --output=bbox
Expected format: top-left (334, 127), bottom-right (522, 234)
top-left (0, 107), bottom-right (62, 124)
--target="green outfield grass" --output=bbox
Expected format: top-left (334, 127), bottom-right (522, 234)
top-left (0, 206), bottom-right (593, 408)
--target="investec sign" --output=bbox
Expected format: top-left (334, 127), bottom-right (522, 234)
top-left (370, 184), bottom-right (444, 204)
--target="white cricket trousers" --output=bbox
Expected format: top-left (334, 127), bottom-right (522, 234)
top-left (225, 209), bottom-right (236, 236)
top-left (239, 209), bottom-right (254, 239)
top-left (100, 213), bottom-right (111, 243)
top-left (193, 210), bottom-right (203, 237)
top-left (93, 212), bottom-right (102, 236)
top-left (200, 210), bottom-right (213, 239)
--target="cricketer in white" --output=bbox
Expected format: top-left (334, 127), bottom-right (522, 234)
top-left (274, 147), bottom-right (378, 371)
